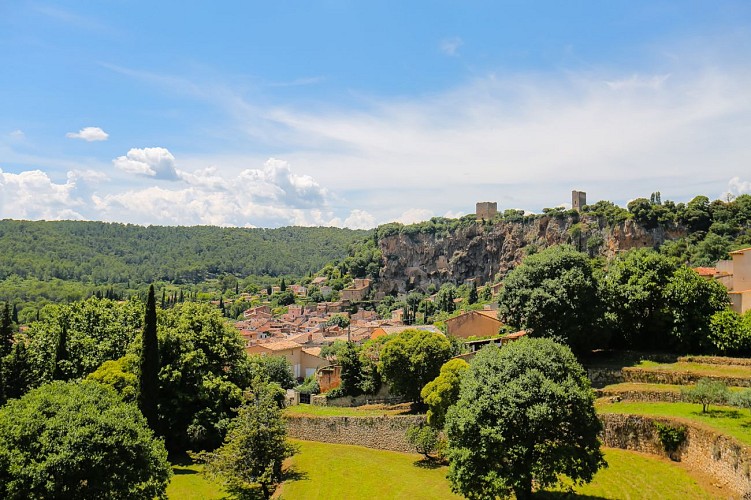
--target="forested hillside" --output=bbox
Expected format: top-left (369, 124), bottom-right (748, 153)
top-left (0, 220), bottom-right (367, 284)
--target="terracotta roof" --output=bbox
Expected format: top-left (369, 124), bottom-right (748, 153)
top-left (503, 330), bottom-right (527, 340)
top-left (254, 340), bottom-right (303, 351)
top-left (302, 347), bottom-right (322, 357)
top-left (693, 267), bottom-right (718, 276)
top-left (730, 247), bottom-right (751, 255)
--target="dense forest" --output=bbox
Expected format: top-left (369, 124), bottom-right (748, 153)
top-left (0, 220), bottom-right (368, 283)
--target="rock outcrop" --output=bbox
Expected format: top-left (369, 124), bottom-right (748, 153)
top-left (376, 215), bottom-right (686, 295)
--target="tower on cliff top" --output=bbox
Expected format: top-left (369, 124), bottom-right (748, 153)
top-left (572, 190), bottom-right (586, 212)
top-left (476, 202), bottom-right (498, 220)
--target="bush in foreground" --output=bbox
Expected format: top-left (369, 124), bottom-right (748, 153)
top-left (0, 380), bottom-right (171, 499)
top-left (445, 338), bottom-right (605, 500)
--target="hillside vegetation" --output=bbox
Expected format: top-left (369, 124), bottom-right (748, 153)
top-left (0, 220), bottom-right (368, 284)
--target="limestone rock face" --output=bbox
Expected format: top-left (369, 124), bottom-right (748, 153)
top-left (376, 216), bottom-right (686, 295)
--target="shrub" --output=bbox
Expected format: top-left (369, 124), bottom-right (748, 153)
top-left (406, 424), bottom-right (439, 459)
top-left (655, 422), bottom-right (687, 455)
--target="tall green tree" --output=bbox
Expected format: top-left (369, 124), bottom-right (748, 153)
top-left (52, 321), bottom-right (70, 381)
top-left (379, 329), bottom-right (453, 404)
top-left (203, 383), bottom-right (296, 499)
top-left (421, 358), bottom-right (469, 429)
top-left (0, 303), bottom-right (13, 357)
top-left (602, 249), bottom-right (676, 350)
top-left (139, 284), bottom-right (160, 431)
top-left (498, 245), bottom-right (604, 353)
top-left (0, 380), bottom-right (171, 499)
top-left (445, 338), bottom-right (605, 500)
top-left (664, 267), bottom-right (729, 352)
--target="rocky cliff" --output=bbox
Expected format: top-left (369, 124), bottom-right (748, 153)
top-left (376, 215), bottom-right (686, 295)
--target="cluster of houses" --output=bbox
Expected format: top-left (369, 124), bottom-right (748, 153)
top-left (239, 282), bottom-right (525, 386)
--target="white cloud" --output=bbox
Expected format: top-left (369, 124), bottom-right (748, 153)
top-left (113, 147), bottom-right (178, 180)
top-left (9, 130), bottom-right (25, 141)
top-left (66, 126), bottom-right (109, 142)
top-left (394, 208), bottom-right (434, 225)
top-left (440, 36), bottom-right (463, 56)
top-left (723, 177), bottom-right (751, 199)
top-left (0, 168), bottom-right (85, 220)
top-left (342, 209), bottom-right (377, 229)
top-left (605, 74), bottom-right (671, 91)
top-left (92, 157), bottom-right (336, 227)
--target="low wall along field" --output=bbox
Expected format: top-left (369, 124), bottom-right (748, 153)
top-left (600, 413), bottom-right (751, 497)
top-left (285, 414), bottom-right (425, 454)
top-left (622, 367), bottom-right (751, 387)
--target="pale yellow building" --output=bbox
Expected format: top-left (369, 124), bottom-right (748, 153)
top-left (715, 247), bottom-right (751, 314)
top-left (246, 340), bottom-right (328, 379)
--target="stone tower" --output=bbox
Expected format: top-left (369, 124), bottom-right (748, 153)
top-left (572, 190), bottom-right (586, 212)
top-left (476, 202), bottom-right (498, 220)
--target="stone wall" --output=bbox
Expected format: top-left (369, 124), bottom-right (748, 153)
top-left (600, 413), bottom-right (751, 497)
top-left (680, 355), bottom-right (751, 367)
top-left (285, 414), bottom-right (425, 453)
top-left (587, 367), bottom-right (625, 388)
top-left (622, 367), bottom-right (751, 387)
top-left (596, 388), bottom-right (683, 403)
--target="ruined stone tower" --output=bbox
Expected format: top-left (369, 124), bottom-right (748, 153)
top-left (572, 190), bottom-right (586, 212)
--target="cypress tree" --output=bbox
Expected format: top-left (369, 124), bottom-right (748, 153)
top-left (11, 304), bottom-right (18, 324)
top-left (280, 278), bottom-right (286, 292)
top-left (52, 322), bottom-right (69, 381)
top-left (161, 289), bottom-right (166, 309)
top-left (139, 284), bottom-right (160, 432)
top-left (468, 281), bottom-right (478, 305)
top-left (0, 303), bottom-right (13, 357)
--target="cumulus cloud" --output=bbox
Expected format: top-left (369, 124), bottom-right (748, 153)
top-left (90, 157), bottom-right (336, 227)
top-left (0, 168), bottom-right (86, 220)
top-left (66, 126), bottom-right (109, 142)
top-left (113, 147), bottom-right (178, 180)
top-left (394, 208), bottom-right (433, 225)
top-left (440, 36), bottom-right (463, 56)
top-left (342, 209), bottom-right (377, 229)
top-left (723, 177), bottom-right (751, 199)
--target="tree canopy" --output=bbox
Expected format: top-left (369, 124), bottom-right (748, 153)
top-left (445, 338), bottom-right (605, 500)
top-left (498, 245), bottom-right (604, 353)
top-left (379, 329), bottom-right (454, 403)
top-left (0, 380), bottom-right (171, 499)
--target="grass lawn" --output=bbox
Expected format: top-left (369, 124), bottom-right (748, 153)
top-left (167, 460), bottom-right (224, 500)
top-left (633, 360), bottom-right (751, 378)
top-left (598, 400), bottom-right (751, 446)
top-left (276, 440), bottom-right (713, 499)
top-left (283, 403), bottom-right (411, 417)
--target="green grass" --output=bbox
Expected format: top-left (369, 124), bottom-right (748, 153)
top-left (598, 401), bottom-right (751, 446)
top-left (543, 448), bottom-right (713, 499)
top-left (277, 439), bottom-right (461, 499)
top-left (283, 403), bottom-right (410, 417)
top-left (277, 440), bottom-right (713, 499)
top-left (633, 360), bottom-right (751, 378)
top-left (167, 461), bottom-right (224, 500)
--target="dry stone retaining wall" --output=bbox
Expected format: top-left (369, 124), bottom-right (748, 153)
top-left (285, 414), bottom-right (425, 453)
top-left (600, 413), bottom-right (751, 497)
top-left (622, 367), bottom-right (751, 387)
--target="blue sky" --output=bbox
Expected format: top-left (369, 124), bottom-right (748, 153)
top-left (1, 1), bottom-right (751, 227)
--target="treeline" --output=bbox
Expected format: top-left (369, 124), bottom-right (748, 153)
top-left (498, 245), bottom-right (747, 356)
top-left (0, 220), bottom-right (368, 284)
